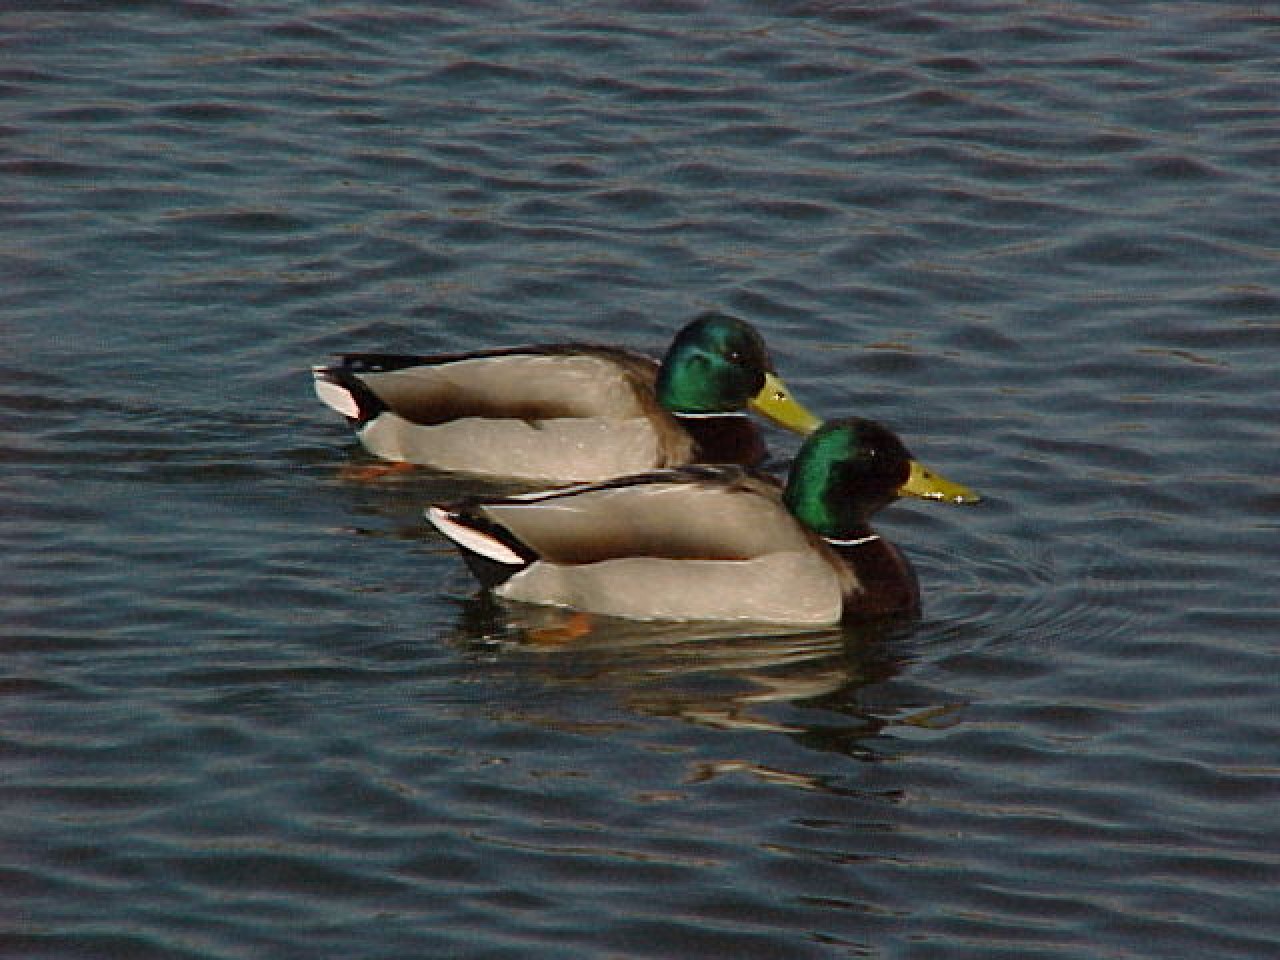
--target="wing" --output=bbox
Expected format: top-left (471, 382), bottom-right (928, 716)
top-left (432, 467), bottom-right (808, 566)
top-left (314, 346), bottom-right (659, 425)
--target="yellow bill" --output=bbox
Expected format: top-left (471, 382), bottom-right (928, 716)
top-left (901, 459), bottom-right (981, 504)
top-left (749, 372), bottom-right (823, 435)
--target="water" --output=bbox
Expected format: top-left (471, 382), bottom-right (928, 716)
top-left (4, 2), bottom-right (1279, 957)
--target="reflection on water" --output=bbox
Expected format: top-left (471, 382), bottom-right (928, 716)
top-left (448, 594), bottom-right (911, 741)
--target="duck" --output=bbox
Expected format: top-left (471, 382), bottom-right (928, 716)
top-left (426, 417), bottom-right (979, 626)
top-left (311, 312), bottom-right (821, 484)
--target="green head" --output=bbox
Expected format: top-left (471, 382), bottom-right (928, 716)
top-left (655, 312), bottom-right (821, 434)
top-left (784, 418), bottom-right (980, 539)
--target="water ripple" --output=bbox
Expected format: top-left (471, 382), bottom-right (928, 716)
top-left (5, 2), bottom-right (1280, 958)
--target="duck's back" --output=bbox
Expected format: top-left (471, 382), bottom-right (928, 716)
top-left (355, 346), bottom-right (656, 423)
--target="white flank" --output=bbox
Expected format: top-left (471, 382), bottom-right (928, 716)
top-left (362, 415), bottom-right (663, 484)
top-left (498, 552), bottom-right (843, 625)
top-left (312, 373), bottom-right (362, 419)
top-left (426, 506), bottom-right (525, 565)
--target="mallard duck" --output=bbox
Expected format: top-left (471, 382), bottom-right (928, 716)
top-left (427, 417), bottom-right (979, 625)
top-left (312, 312), bottom-right (820, 484)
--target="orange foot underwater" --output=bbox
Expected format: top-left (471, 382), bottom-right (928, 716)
top-left (526, 611), bottom-right (594, 647)
top-left (339, 461), bottom-right (418, 482)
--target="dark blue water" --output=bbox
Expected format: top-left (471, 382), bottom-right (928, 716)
top-left (5, 3), bottom-right (1279, 957)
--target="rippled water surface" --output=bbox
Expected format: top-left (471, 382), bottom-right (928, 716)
top-left (5, 3), bottom-right (1279, 957)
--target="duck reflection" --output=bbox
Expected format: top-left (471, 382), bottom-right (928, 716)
top-left (447, 594), bottom-right (910, 749)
